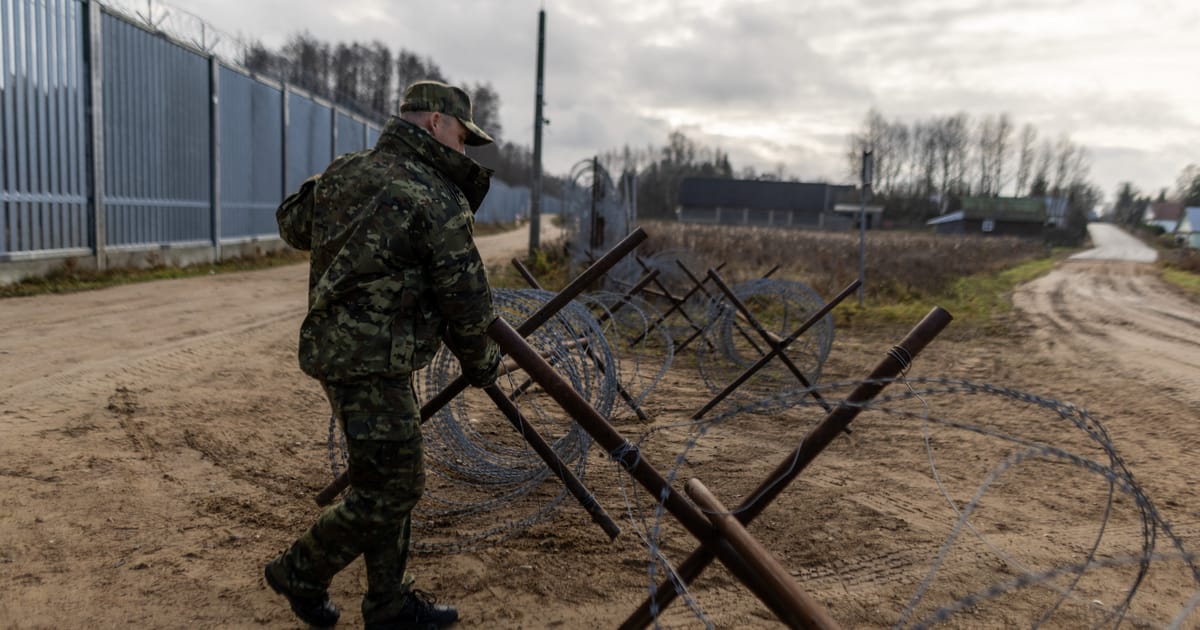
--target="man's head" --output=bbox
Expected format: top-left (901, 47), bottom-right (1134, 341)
top-left (399, 80), bottom-right (493, 154)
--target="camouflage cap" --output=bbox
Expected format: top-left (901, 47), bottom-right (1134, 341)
top-left (400, 80), bottom-right (494, 146)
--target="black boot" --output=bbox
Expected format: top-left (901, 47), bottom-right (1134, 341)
top-left (365, 590), bottom-right (458, 629)
top-left (264, 562), bottom-right (340, 628)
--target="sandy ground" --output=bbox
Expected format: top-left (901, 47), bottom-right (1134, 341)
top-left (1, 221), bottom-right (1198, 629)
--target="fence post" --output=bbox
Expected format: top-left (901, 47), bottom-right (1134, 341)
top-left (330, 105), bottom-right (337, 162)
top-left (209, 56), bottom-right (221, 260)
top-left (280, 84), bottom-right (289, 199)
top-left (86, 0), bottom-right (106, 270)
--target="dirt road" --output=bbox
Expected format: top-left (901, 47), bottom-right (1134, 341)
top-left (1, 220), bottom-right (1197, 629)
top-left (1014, 223), bottom-right (1200, 412)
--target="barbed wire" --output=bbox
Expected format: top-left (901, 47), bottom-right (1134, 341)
top-left (97, 0), bottom-right (251, 62)
top-left (317, 269), bottom-right (1197, 627)
top-left (626, 377), bottom-right (1199, 628)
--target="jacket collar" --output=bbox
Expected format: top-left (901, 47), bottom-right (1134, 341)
top-left (376, 117), bottom-right (493, 212)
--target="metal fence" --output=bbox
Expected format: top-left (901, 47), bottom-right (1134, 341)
top-left (0, 0), bottom-right (382, 268)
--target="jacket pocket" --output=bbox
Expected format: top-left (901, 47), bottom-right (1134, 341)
top-left (389, 288), bottom-right (419, 373)
top-left (410, 290), bottom-right (445, 370)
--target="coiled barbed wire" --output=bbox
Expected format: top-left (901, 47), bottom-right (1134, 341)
top-left (625, 377), bottom-right (1199, 629)
top-left (576, 290), bottom-right (675, 412)
top-left (327, 287), bottom-right (673, 552)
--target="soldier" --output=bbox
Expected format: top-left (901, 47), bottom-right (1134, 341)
top-left (266, 80), bottom-right (501, 629)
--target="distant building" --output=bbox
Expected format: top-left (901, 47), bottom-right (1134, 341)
top-left (677, 178), bottom-right (855, 228)
top-left (1177, 207), bottom-right (1200, 249)
top-left (926, 196), bottom-right (1047, 238)
top-left (1144, 201), bottom-right (1184, 233)
top-left (1044, 196), bottom-right (1070, 228)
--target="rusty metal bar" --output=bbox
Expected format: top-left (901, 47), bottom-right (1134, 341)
top-left (670, 261), bottom-right (783, 355)
top-left (686, 478), bottom-right (842, 630)
top-left (707, 269), bottom-right (834, 415)
top-left (621, 306), bottom-right (954, 629)
top-left (514, 228), bottom-right (647, 337)
top-left (628, 261), bottom-right (727, 348)
top-left (691, 279), bottom-right (861, 421)
top-left (634, 256), bottom-right (713, 343)
top-left (482, 385), bottom-right (621, 540)
top-left (675, 262), bottom-right (767, 356)
top-left (314, 228), bottom-right (648, 506)
top-left (489, 317), bottom-right (835, 627)
top-left (509, 258), bottom-right (652, 421)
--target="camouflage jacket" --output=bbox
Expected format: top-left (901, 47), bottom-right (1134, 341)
top-left (275, 116), bottom-right (499, 383)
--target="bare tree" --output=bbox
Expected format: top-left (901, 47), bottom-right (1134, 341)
top-left (991, 113), bottom-right (1013, 195)
top-left (332, 43), bottom-right (361, 109)
top-left (367, 41), bottom-right (393, 115)
top-left (242, 41), bottom-right (286, 80)
top-left (282, 32), bottom-right (332, 98)
top-left (467, 82), bottom-right (503, 142)
top-left (1176, 164), bottom-right (1200, 205)
top-left (846, 108), bottom-right (887, 191)
top-left (1031, 138), bottom-right (1054, 196)
top-left (1052, 134), bottom-right (1075, 196)
top-left (976, 114), bottom-right (996, 196)
top-left (931, 113), bottom-right (970, 209)
top-left (1014, 123), bottom-right (1037, 196)
top-left (882, 120), bottom-right (909, 194)
top-left (395, 50), bottom-right (447, 97)
top-left (908, 121), bottom-right (937, 199)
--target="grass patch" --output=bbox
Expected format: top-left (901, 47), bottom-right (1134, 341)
top-left (833, 254), bottom-right (1062, 335)
top-left (637, 221), bottom-right (1066, 336)
top-left (1161, 267), bottom-right (1200, 302)
top-left (0, 248), bottom-right (309, 299)
top-left (488, 239), bottom-right (573, 291)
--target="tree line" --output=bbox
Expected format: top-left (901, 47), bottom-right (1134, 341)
top-left (597, 131), bottom-right (737, 220)
top-left (241, 32), bottom-right (552, 192)
top-left (845, 109), bottom-right (1097, 212)
top-left (1110, 164), bottom-right (1200, 228)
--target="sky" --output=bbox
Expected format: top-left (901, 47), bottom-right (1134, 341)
top-left (174, 0), bottom-right (1199, 203)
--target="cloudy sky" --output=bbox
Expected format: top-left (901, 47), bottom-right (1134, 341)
top-left (179, 0), bottom-right (1199, 202)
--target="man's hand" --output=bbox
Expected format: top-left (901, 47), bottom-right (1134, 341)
top-left (464, 350), bottom-right (500, 388)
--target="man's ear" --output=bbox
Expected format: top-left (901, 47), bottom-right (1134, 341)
top-left (428, 112), bottom-right (442, 134)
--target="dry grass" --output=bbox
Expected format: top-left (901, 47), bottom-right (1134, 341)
top-left (639, 221), bottom-right (1050, 302)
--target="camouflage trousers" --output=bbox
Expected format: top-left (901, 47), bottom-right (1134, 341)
top-left (270, 374), bottom-right (425, 623)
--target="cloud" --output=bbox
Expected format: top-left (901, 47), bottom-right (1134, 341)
top-left (175, 0), bottom-right (1199, 200)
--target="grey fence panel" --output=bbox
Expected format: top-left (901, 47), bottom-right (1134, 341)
top-left (476, 179), bottom-right (527, 224)
top-left (475, 179), bottom-right (566, 224)
top-left (218, 65), bottom-right (283, 241)
top-left (285, 90), bottom-right (332, 193)
top-left (335, 110), bottom-right (365, 157)
top-left (1, 1), bottom-right (401, 275)
top-left (102, 11), bottom-right (211, 248)
top-left (0, 0), bottom-right (90, 257)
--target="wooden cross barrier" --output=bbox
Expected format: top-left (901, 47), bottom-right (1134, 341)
top-left (312, 228), bottom-right (650, 544)
top-left (620, 306), bottom-right (954, 629)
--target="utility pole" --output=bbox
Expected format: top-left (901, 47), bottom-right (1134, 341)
top-left (858, 150), bottom-right (873, 306)
top-left (529, 8), bottom-right (546, 256)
